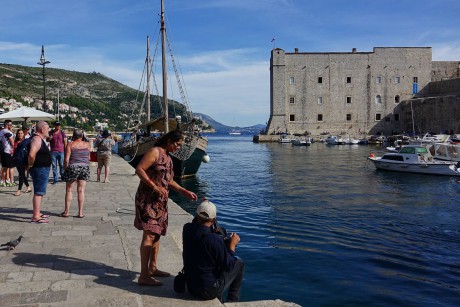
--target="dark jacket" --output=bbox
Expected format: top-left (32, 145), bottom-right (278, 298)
top-left (182, 221), bottom-right (237, 293)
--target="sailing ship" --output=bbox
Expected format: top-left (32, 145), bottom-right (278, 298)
top-left (117, 0), bottom-right (209, 179)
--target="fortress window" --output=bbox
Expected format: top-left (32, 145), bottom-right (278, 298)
top-left (346, 114), bottom-right (352, 121)
top-left (289, 97), bottom-right (295, 104)
top-left (317, 97), bottom-right (323, 104)
top-left (375, 113), bottom-right (382, 121)
top-left (346, 76), bottom-right (352, 83)
top-left (290, 76), bottom-right (296, 85)
top-left (395, 76), bottom-right (400, 84)
top-left (413, 77), bottom-right (418, 83)
top-left (289, 114), bottom-right (295, 121)
top-left (375, 95), bottom-right (382, 104)
top-left (376, 76), bottom-right (382, 84)
top-left (317, 114), bottom-right (323, 121)
top-left (395, 95), bottom-right (400, 103)
top-left (346, 96), bottom-right (352, 104)
top-left (318, 77), bottom-right (323, 83)
top-left (394, 114), bottom-right (400, 121)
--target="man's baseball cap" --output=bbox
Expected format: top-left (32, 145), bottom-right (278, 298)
top-left (53, 121), bottom-right (61, 126)
top-left (196, 200), bottom-right (216, 220)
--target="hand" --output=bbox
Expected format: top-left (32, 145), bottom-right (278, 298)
top-left (154, 186), bottom-right (168, 198)
top-left (181, 189), bottom-right (198, 201)
top-left (229, 232), bottom-right (240, 251)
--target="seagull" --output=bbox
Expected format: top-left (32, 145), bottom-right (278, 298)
top-left (1, 235), bottom-right (24, 250)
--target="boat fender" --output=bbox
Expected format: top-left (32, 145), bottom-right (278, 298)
top-left (202, 154), bottom-right (210, 163)
top-left (369, 153), bottom-right (375, 158)
top-left (123, 155), bottom-right (132, 162)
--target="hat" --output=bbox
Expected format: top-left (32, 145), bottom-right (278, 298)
top-left (102, 130), bottom-right (110, 138)
top-left (53, 121), bottom-right (61, 126)
top-left (196, 200), bottom-right (216, 220)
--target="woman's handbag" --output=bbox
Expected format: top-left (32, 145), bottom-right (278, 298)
top-left (173, 269), bottom-right (186, 293)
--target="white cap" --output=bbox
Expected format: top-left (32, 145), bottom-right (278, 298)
top-left (196, 200), bottom-right (217, 220)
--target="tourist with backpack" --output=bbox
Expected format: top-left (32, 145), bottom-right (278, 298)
top-left (94, 130), bottom-right (115, 183)
top-left (13, 128), bottom-right (31, 196)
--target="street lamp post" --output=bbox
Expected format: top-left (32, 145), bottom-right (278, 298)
top-left (37, 45), bottom-right (51, 109)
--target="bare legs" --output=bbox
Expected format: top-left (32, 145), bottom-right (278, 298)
top-left (138, 230), bottom-right (163, 286)
top-left (63, 180), bottom-right (86, 217)
top-left (103, 165), bottom-right (110, 182)
top-left (32, 194), bottom-right (44, 220)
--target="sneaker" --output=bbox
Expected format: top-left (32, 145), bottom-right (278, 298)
top-left (6, 182), bottom-right (13, 187)
top-left (1, 182), bottom-right (5, 187)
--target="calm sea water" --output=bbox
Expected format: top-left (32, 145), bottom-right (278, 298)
top-left (170, 135), bottom-right (460, 306)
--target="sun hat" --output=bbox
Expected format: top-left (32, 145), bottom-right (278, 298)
top-left (196, 199), bottom-right (217, 220)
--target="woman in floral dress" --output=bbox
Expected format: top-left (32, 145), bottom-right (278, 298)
top-left (134, 130), bottom-right (198, 286)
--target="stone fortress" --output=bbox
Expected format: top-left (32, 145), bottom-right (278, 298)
top-left (264, 47), bottom-right (460, 138)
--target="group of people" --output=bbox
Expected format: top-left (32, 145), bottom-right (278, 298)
top-left (133, 130), bottom-right (244, 303)
top-left (1, 119), bottom-right (116, 223)
top-left (0, 119), bottom-right (32, 195)
top-left (3, 119), bottom-right (244, 302)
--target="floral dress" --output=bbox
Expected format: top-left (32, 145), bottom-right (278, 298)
top-left (134, 148), bottom-right (174, 235)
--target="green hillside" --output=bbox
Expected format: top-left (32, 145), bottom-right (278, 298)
top-left (0, 63), bottom-right (190, 131)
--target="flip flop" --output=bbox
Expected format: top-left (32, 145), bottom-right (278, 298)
top-left (30, 218), bottom-right (49, 224)
top-left (41, 214), bottom-right (50, 219)
top-left (77, 215), bottom-right (85, 218)
top-left (59, 212), bottom-right (69, 218)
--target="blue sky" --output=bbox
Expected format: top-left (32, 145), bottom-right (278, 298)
top-left (1, 0), bottom-right (459, 127)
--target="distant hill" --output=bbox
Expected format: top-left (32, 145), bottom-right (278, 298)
top-left (0, 63), bottom-right (191, 131)
top-left (0, 63), bottom-right (265, 134)
top-left (195, 112), bottom-right (265, 134)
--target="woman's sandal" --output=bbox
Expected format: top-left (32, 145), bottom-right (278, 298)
top-left (30, 218), bottom-right (49, 224)
top-left (14, 191), bottom-right (21, 196)
top-left (59, 212), bottom-right (69, 218)
top-left (138, 276), bottom-right (163, 286)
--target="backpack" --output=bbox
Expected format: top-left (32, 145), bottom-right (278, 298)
top-left (97, 138), bottom-right (112, 152)
top-left (13, 137), bottom-right (32, 166)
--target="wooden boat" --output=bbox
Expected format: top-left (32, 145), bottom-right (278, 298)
top-left (117, 0), bottom-right (208, 179)
top-left (367, 145), bottom-right (460, 176)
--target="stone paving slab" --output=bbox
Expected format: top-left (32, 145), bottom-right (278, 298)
top-left (0, 156), bottom-right (299, 307)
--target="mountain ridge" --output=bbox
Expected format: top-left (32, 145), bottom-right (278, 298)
top-left (0, 63), bottom-right (265, 133)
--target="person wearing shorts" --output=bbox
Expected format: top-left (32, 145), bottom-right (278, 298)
top-left (60, 129), bottom-right (90, 218)
top-left (28, 121), bottom-right (52, 224)
top-left (95, 130), bottom-right (115, 183)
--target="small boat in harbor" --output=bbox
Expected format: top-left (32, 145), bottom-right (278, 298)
top-left (367, 145), bottom-right (460, 176)
top-left (278, 135), bottom-right (292, 143)
top-left (325, 135), bottom-right (345, 145)
top-left (291, 138), bottom-right (311, 146)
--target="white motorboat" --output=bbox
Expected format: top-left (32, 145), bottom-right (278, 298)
top-left (344, 136), bottom-right (359, 145)
top-left (325, 135), bottom-right (345, 145)
top-left (278, 135), bottom-right (292, 143)
top-left (367, 145), bottom-right (460, 176)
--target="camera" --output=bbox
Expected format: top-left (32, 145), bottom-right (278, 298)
top-left (211, 221), bottom-right (231, 247)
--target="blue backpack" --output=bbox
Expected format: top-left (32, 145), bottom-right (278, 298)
top-left (13, 138), bottom-right (32, 166)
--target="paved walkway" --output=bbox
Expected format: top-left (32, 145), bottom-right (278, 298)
top-left (0, 156), bottom-right (298, 307)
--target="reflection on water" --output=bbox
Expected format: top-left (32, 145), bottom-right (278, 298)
top-left (170, 135), bottom-right (460, 306)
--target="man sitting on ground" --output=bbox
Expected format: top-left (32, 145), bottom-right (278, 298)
top-left (182, 200), bottom-right (244, 302)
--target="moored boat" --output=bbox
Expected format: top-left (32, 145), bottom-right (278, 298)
top-left (367, 145), bottom-right (460, 176)
top-left (117, 0), bottom-right (208, 179)
top-left (325, 135), bottom-right (345, 145)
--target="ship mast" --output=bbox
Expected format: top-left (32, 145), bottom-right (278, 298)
top-left (161, 0), bottom-right (168, 133)
top-left (146, 36), bottom-right (151, 122)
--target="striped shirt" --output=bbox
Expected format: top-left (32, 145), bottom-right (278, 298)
top-left (69, 147), bottom-right (89, 165)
